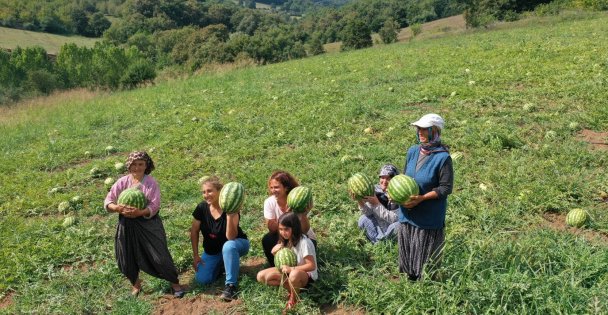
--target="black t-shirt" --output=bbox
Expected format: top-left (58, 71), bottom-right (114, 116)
top-left (192, 202), bottom-right (248, 255)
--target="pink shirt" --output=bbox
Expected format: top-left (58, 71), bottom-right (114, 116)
top-left (104, 175), bottom-right (161, 218)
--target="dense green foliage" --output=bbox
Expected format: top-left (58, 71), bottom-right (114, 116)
top-left (0, 0), bottom-right (117, 36)
top-left (0, 43), bottom-right (154, 103)
top-left (1, 11), bottom-right (607, 314)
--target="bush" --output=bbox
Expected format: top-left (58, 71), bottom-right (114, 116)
top-left (341, 14), bottom-right (372, 51)
top-left (379, 18), bottom-right (400, 44)
top-left (119, 59), bottom-right (156, 89)
top-left (25, 69), bottom-right (60, 94)
top-left (410, 23), bottom-right (423, 37)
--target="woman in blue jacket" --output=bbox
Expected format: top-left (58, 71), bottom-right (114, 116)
top-left (398, 113), bottom-right (454, 281)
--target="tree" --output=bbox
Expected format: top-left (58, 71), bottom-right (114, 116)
top-left (70, 8), bottom-right (90, 35)
top-left (87, 12), bottom-right (111, 37)
top-left (340, 14), bottom-right (372, 51)
top-left (379, 17), bottom-right (400, 44)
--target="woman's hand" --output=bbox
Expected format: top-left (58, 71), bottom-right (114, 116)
top-left (121, 206), bottom-right (143, 218)
top-left (192, 256), bottom-right (203, 271)
top-left (362, 195), bottom-right (380, 205)
top-left (281, 265), bottom-right (292, 274)
top-left (271, 243), bottom-right (283, 255)
top-left (403, 195), bottom-right (424, 208)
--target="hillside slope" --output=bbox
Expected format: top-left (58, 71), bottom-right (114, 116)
top-left (1, 11), bottom-right (607, 314)
top-left (0, 26), bottom-right (98, 55)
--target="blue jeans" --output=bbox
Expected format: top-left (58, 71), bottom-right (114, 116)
top-left (194, 238), bottom-right (250, 286)
top-left (358, 215), bottom-right (399, 244)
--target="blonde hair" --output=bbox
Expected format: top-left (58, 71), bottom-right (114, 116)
top-left (201, 176), bottom-right (223, 191)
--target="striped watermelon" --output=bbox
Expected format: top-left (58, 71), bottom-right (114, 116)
top-left (347, 173), bottom-right (374, 199)
top-left (219, 182), bottom-right (245, 214)
top-left (387, 174), bottom-right (419, 204)
top-left (117, 188), bottom-right (147, 209)
top-left (566, 208), bottom-right (588, 228)
top-left (62, 216), bottom-right (77, 227)
top-left (274, 248), bottom-right (297, 271)
top-left (287, 186), bottom-right (312, 213)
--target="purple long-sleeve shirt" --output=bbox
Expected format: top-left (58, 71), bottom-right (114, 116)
top-left (104, 175), bottom-right (161, 218)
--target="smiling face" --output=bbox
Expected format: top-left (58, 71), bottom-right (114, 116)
top-left (268, 179), bottom-right (288, 200)
top-left (202, 182), bottom-right (220, 204)
top-left (379, 175), bottom-right (391, 191)
top-left (278, 224), bottom-right (292, 241)
top-left (128, 159), bottom-right (147, 178)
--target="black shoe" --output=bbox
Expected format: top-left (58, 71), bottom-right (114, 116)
top-left (220, 284), bottom-right (238, 301)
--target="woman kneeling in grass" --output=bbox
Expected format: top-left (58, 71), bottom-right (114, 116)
top-left (257, 212), bottom-right (318, 310)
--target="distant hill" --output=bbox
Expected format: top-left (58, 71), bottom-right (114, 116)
top-left (0, 26), bottom-right (99, 55)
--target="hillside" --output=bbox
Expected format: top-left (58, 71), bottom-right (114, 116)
top-left (0, 26), bottom-right (99, 55)
top-left (1, 10), bottom-right (608, 314)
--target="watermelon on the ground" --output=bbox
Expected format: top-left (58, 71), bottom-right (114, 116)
top-left (58, 201), bottom-right (71, 213)
top-left (348, 173), bottom-right (374, 199)
top-left (117, 188), bottom-right (147, 209)
top-left (62, 216), bottom-right (77, 227)
top-left (219, 182), bottom-right (245, 214)
top-left (287, 186), bottom-right (312, 213)
top-left (387, 174), bottom-right (419, 204)
top-left (274, 247), bottom-right (297, 271)
top-left (566, 208), bottom-right (588, 228)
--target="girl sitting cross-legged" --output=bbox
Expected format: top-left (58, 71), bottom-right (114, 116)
top-left (256, 212), bottom-right (318, 311)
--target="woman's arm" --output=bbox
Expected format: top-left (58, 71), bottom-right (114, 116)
top-left (368, 200), bottom-right (398, 222)
top-left (226, 213), bottom-right (239, 240)
top-left (284, 255), bottom-right (316, 273)
top-left (403, 157), bottom-right (453, 208)
top-left (191, 219), bottom-right (202, 271)
top-left (266, 218), bottom-right (278, 233)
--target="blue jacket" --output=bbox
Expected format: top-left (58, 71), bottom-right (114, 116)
top-left (398, 145), bottom-right (450, 229)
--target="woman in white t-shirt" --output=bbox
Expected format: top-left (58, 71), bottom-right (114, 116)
top-left (257, 212), bottom-right (317, 311)
top-left (262, 170), bottom-right (317, 267)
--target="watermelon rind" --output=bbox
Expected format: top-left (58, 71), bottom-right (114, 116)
top-left (347, 173), bottom-right (374, 199)
top-left (287, 186), bottom-right (312, 213)
top-left (219, 182), bottom-right (245, 214)
top-left (386, 174), bottom-right (419, 204)
top-left (274, 248), bottom-right (297, 271)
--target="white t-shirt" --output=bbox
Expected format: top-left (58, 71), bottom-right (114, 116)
top-left (293, 235), bottom-right (318, 280)
top-left (264, 196), bottom-right (316, 240)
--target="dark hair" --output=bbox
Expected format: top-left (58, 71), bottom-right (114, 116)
top-left (268, 170), bottom-right (299, 195)
top-left (278, 212), bottom-right (302, 248)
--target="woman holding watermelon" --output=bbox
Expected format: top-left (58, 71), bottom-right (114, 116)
top-left (351, 164), bottom-right (401, 244)
top-left (397, 113), bottom-right (453, 281)
top-left (261, 171), bottom-right (317, 267)
top-left (104, 151), bottom-right (184, 298)
top-left (190, 176), bottom-right (249, 301)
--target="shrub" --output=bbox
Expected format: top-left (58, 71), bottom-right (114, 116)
top-left (119, 59), bottom-right (156, 89)
top-left (379, 18), bottom-right (400, 44)
top-left (410, 23), bottom-right (423, 37)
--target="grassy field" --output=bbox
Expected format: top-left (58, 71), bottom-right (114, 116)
top-left (0, 26), bottom-right (99, 55)
top-left (1, 10), bottom-right (608, 314)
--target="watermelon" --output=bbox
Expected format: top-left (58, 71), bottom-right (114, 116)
top-left (104, 177), bottom-right (115, 187)
top-left (274, 247), bottom-right (297, 271)
top-left (114, 162), bottom-right (126, 172)
top-left (117, 188), bottom-right (147, 209)
top-left (90, 167), bottom-right (102, 178)
top-left (287, 186), bottom-right (312, 213)
top-left (105, 146), bottom-right (117, 154)
top-left (566, 208), bottom-right (588, 228)
top-left (386, 174), bottom-right (419, 204)
top-left (58, 201), bottom-right (71, 213)
top-left (62, 216), bottom-right (77, 227)
top-left (219, 182), bottom-right (245, 214)
top-left (347, 173), bottom-right (374, 199)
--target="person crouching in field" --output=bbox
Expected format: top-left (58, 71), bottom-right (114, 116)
top-left (190, 176), bottom-right (250, 301)
top-left (257, 212), bottom-right (318, 311)
top-left (351, 164), bottom-right (400, 244)
top-left (104, 151), bottom-right (184, 298)
top-left (398, 114), bottom-right (453, 281)
top-left (262, 171), bottom-right (317, 267)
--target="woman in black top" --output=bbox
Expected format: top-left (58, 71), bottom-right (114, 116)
top-left (190, 176), bottom-right (249, 301)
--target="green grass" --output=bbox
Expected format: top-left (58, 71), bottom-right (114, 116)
top-left (2, 10), bottom-right (608, 314)
top-left (0, 26), bottom-right (99, 55)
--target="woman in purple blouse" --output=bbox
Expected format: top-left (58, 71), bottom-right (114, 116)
top-left (104, 151), bottom-right (184, 298)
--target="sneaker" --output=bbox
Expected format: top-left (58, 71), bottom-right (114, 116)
top-left (220, 284), bottom-right (238, 301)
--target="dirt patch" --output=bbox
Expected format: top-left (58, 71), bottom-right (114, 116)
top-left (541, 212), bottom-right (608, 244)
top-left (577, 129), bottom-right (608, 151)
top-left (152, 257), bottom-right (266, 315)
top-left (0, 291), bottom-right (14, 309)
top-left (321, 304), bottom-right (367, 315)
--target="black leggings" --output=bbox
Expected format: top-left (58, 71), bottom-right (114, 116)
top-left (261, 231), bottom-right (318, 267)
